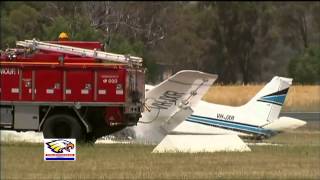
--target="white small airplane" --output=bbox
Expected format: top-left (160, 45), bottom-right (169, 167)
top-left (134, 72), bottom-right (306, 152)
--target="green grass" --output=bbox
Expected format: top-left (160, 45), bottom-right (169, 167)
top-left (1, 123), bottom-right (320, 180)
top-left (1, 144), bottom-right (319, 179)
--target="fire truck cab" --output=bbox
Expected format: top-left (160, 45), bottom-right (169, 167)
top-left (0, 33), bottom-right (145, 142)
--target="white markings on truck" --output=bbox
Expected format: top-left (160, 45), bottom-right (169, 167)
top-left (0, 68), bottom-right (19, 75)
top-left (11, 88), bottom-right (19, 93)
top-left (103, 78), bottom-right (118, 84)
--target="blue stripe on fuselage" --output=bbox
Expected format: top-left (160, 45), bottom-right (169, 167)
top-left (186, 115), bottom-right (274, 136)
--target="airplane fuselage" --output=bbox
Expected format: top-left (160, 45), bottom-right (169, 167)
top-left (172, 100), bottom-right (306, 139)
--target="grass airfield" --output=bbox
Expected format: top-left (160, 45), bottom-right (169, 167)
top-left (1, 121), bottom-right (319, 180)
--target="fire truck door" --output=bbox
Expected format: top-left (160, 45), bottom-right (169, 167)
top-left (21, 70), bottom-right (33, 101)
top-left (0, 67), bottom-right (20, 101)
top-left (65, 70), bottom-right (93, 101)
top-left (34, 70), bottom-right (62, 101)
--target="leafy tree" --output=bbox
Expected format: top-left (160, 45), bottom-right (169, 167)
top-left (275, 2), bottom-right (315, 51)
top-left (202, 2), bottom-right (276, 84)
top-left (149, 3), bottom-right (208, 72)
top-left (107, 33), bottom-right (144, 57)
top-left (289, 46), bottom-right (320, 84)
top-left (1, 2), bottom-right (41, 48)
top-left (42, 16), bottom-right (71, 41)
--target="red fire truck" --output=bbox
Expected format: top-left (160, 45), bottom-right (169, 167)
top-left (0, 33), bottom-right (145, 142)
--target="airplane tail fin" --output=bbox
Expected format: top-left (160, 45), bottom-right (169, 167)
top-left (241, 76), bottom-right (292, 123)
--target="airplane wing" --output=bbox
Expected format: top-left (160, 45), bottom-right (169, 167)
top-left (152, 134), bottom-right (251, 153)
top-left (133, 70), bottom-right (218, 144)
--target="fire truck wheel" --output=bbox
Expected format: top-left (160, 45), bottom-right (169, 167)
top-left (42, 114), bottom-right (84, 141)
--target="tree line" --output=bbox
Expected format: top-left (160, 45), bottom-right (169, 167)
top-left (1, 1), bottom-right (319, 84)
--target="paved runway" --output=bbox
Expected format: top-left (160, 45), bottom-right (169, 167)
top-left (280, 112), bottom-right (320, 121)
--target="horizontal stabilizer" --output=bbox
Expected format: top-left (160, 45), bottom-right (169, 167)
top-left (263, 116), bottom-right (306, 131)
top-left (152, 135), bottom-right (251, 153)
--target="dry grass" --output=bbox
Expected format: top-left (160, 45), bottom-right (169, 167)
top-left (1, 123), bottom-right (320, 180)
top-left (203, 85), bottom-right (320, 112)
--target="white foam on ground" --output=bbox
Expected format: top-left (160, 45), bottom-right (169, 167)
top-left (1, 130), bottom-right (44, 143)
top-left (0, 130), bottom-right (284, 148)
top-left (246, 142), bottom-right (283, 146)
top-left (95, 136), bottom-right (133, 144)
top-left (0, 130), bottom-right (131, 144)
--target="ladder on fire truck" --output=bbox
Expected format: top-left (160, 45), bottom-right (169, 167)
top-left (16, 39), bottom-right (143, 66)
